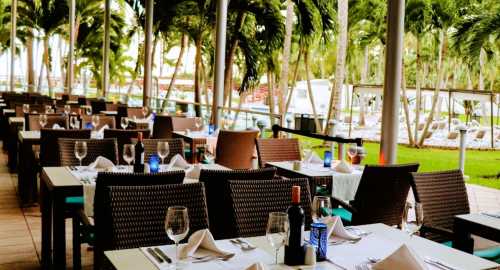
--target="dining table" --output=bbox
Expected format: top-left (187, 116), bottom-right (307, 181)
top-left (266, 161), bottom-right (363, 199)
top-left (40, 163), bottom-right (228, 270)
top-left (453, 213), bottom-right (500, 254)
top-left (104, 223), bottom-right (499, 270)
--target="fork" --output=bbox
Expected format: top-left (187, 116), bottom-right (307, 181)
top-left (191, 253), bottom-right (235, 263)
top-left (355, 263), bottom-right (370, 270)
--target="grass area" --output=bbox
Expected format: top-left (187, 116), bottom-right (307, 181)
top-left (294, 135), bottom-right (500, 190)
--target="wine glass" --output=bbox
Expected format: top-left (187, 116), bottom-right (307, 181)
top-left (86, 107), bottom-right (92, 116)
top-left (402, 202), bottom-right (424, 236)
top-left (165, 206), bottom-right (189, 268)
top-left (45, 105), bottom-right (52, 114)
top-left (22, 104), bottom-right (30, 114)
top-left (91, 115), bottom-right (100, 130)
top-left (123, 144), bottom-right (135, 166)
top-left (39, 114), bottom-right (48, 129)
top-left (157, 141), bottom-right (170, 164)
top-left (301, 141), bottom-right (312, 167)
top-left (312, 196), bottom-right (332, 222)
top-left (70, 116), bottom-right (79, 129)
top-left (347, 143), bottom-right (358, 164)
top-left (194, 117), bottom-right (203, 131)
top-left (64, 105), bottom-right (71, 115)
top-left (120, 117), bottom-right (129, 129)
top-left (266, 212), bottom-right (289, 266)
top-left (74, 141), bottom-right (87, 167)
top-left (203, 144), bottom-right (215, 164)
top-left (142, 106), bottom-right (149, 118)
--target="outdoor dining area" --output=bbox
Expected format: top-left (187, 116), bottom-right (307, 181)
top-left (0, 91), bottom-right (499, 270)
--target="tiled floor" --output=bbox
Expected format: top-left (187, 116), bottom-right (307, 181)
top-left (0, 144), bottom-right (498, 269)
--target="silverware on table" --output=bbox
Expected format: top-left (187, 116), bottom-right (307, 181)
top-left (191, 253), bottom-right (235, 263)
top-left (230, 238), bottom-right (256, 250)
top-left (424, 258), bottom-right (459, 270)
top-left (326, 258), bottom-right (348, 270)
top-left (481, 212), bottom-right (500, 219)
top-left (154, 247), bottom-right (172, 264)
top-left (146, 247), bottom-right (164, 264)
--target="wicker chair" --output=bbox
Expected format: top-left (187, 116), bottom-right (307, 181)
top-left (131, 138), bottom-right (184, 162)
top-left (103, 129), bottom-right (151, 164)
top-left (58, 138), bottom-right (118, 166)
top-left (90, 100), bottom-right (107, 114)
top-left (215, 130), bottom-right (258, 169)
top-left (40, 129), bottom-right (91, 167)
top-left (228, 178), bottom-right (312, 237)
top-left (255, 138), bottom-right (301, 168)
top-left (199, 167), bottom-right (277, 239)
top-left (152, 115), bottom-right (174, 139)
top-left (81, 115), bottom-right (116, 129)
top-left (27, 113), bottom-right (68, 130)
top-left (331, 163), bottom-right (419, 226)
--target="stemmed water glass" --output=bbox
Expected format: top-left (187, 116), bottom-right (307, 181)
top-left (312, 196), bottom-right (332, 222)
top-left (45, 105), bottom-right (52, 114)
top-left (402, 202), bottom-right (424, 236)
top-left (86, 107), bottom-right (92, 116)
top-left (157, 141), bottom-right (170, 164)
top-left (165, 206), bottom-right (189, 268)
top-left (123, 144), bottom-right (135, 167)
top-left (142, 106), bottom-right (149, 118)
top-left (39, 114), bottom-right (48, 129)
top-left (91, 115), bottom-right (100, 130)
top-left (74, 141), bottom-right (87, 167)
top-left (266, 212), bottom-right (289, 267)
top-left (194, 117), bottom-right (203, 131)
top-left (70, 116), bottom-right (79, 129)
top-left (203, 144), bottom-right (215, 164)
top-left (120, 117), bottom-right (129, 129)
top-left (64, 105), bottom-right (71, 115)
top-left (347, 143), bottom-right (358, 164)
top-left (22, 104), bottom-right (30, 114)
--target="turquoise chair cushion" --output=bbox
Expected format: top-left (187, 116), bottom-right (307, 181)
top-left (331, 208), bottom-right (352, 223)
top-left (65, 196), bottom-right (84, 205)
top-left (442, 241), bottom-right (500, 262)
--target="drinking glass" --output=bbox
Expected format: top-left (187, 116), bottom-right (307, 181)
top-left (142, 106), bottom-right (149, 118)
top-left (157, 141), bottom-right (170, 164)
top-left (123, 144), bottom-right (135, 166)
top-left (86, 107), bottom-right (92, 116)
top-left (91, 115), bottom-right (100, 130)
top-left (301, 141), bottom-right (312, 167)
top-left (312, 196), bottom-right (332, 222)
top-left (45, 105), bottom-right (52, 114)
top-left (64, 105), bottom-right (71, 115)
top-left (120, 117), bottom-right (129, 129)
top-left (194, 117), bottom-right (203, 130)
top-left (347, 143), bottom-right (358, 164)
top-left (165, 206), bottom-right (189, 267)
top-left (70, 116), bottom-right (79, 129)
top-left (74, 141), bottom-right (87, 167)
top-left (39, 114), bottom-right (48, 128)
top-left (203, 144), bottom-right (215, 164)
top-left (22, 104), bottom-right (30, 114)
top-left (266, 212), bottom-right (289, 266)
top-left (402, 202), bottom-right (424, 236)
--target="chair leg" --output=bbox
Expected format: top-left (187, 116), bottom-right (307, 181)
top-left (72, 215), bottom-right (82, 270)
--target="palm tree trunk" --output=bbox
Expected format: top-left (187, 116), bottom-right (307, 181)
top-left (359, 45), bottom-right (369, 126)
top-left (58, 37), bottom-right (66, 89)
top-left (284, 47), bottom-right (303, 113)
top-left (325, 0), bottom-right (348, 133)
top-left (413, 37), bottom-right (422, 145)
top-left (37, 49), bottom-right (45, 93)
top-left (223, 12), bottom-right (245, 106)
top-left (479, 48), bottom-right (487, 123)
top-left (126, 42), bottom-right (143, 104)
top-left (27, 34), bottom-right (35, 93)
top-left (278, 0), bottom-right (294, 124)
top-left (401, 62), bottom-right (414, 145)
top-left (418, 30), bottom-right (447, 147)
top-left (304, 50), bottom-right (321, 133)
top-left (162, 33), bottom-right (187, 110)
top-left (43, 36), bottom-right (54, 96)
top-left (267, 70), bottom-right (275, 125)
top-left (201, 60), bottom-right (210, 112)
top-left (194, 36), bottom-right (203, 117)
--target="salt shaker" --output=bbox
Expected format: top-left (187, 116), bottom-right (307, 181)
top-left (304, 245), bottom-right (316, 265)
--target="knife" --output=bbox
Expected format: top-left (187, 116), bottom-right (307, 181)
top-left (146, 247), bottom-right (164, 264)
top-left (154, 247), bottom-right (172, 263)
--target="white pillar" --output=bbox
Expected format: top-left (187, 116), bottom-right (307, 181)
top-left (211, 0), bottom-right (228, 128)
top-left (10, 0), bottom-right (17, 92)
top-left (102, 0), bottom-right (111, 97)
top-left (143, 0), bottom-right (153, 107)
top-left (379, 0), bottom-right (405, 165)
top-left (67, 0), bottom-right (75, 94)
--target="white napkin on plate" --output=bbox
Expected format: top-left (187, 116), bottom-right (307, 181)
top-left (245, 262), bottom-right (267, 270)
top-left (168, 154), bottom-right (190, 170)
top-left (322, 216), bottom-right (360, 240)
top-left (179, 229), bottom-right (233, 259)
top-left (372, 244), bottom-right (428, 270)
top-left (334, 160), bottom-right (353, 173)
top-left (89, 156), bottom-right (114, 171)
top-left (186, 164), bottom-right (201, 179)
top-left (52, 123), bottom-right (65, 129)
top-left (304, 151), bottom-right (323, 164)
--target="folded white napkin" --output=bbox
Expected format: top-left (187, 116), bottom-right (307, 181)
top-left (96, 124), bottom-right (109, 137)
top-left (186, 164), bottom-right (201, 179)
top-left (52, 123), bottom-right (65, 129)
top-left (89, 156), bottom-right (115, 171)
top-left (304, 151), bottom-right (323, 164)
top-left (179, 229), bottom-right (233, 259)
top-left (321, 216), bottom-right (360, 240)
top-left (373, 244), bottom-right (427, 270)
top-left (334, 160), bottom-right (353, 173)
top-left (168, 154), bottom-right (190, 170)
top-left (245, 262), bottom-right (267, 270)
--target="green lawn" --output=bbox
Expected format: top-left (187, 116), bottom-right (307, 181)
top-left (294, 136), bottom-right (500, 190)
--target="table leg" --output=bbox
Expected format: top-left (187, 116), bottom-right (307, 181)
top-left (53, 193), bottom-right (67, 270)
top-left (453, 218), bottom-right (474, 253)
top-left (40, 180), bottom-right (53, 270)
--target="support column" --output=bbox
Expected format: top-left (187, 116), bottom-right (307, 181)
top-left (379, 0), bottom-right (405, 165)
top-left (10, 0), bottom-right (17, 92)
top-left (142, 0), bottom-right (154, 107)
top-left (211, 0), bottom-right (228, 128)
top-left (102, 0), bottom-right (111, 97)
top-left (67, 0), bottom-right (75, 94)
